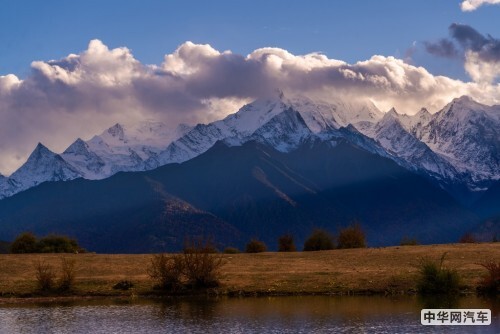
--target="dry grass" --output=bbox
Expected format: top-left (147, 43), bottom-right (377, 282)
top-left (0, 243), bottom-right (498, 300)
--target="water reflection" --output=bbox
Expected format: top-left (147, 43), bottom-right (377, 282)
top-left (0, 296), bottom-right (497, 333)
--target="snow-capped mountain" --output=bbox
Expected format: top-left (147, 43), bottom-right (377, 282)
top-left (62, 120), bottom-right (190, 179)
top-left (146, 93), bottom-right (383, 168)
top-left (0, 121), bottom-right (190, 199)
top-left (367, 108), bottom-right (461, 181)
top-left (0, 93), bottom-right (498, 201)
top-left (3, 143), bottom-right (81, 198)
top-left (250, 108), bottom-right (314, 151)
top-left (406, 96), bottom-right (499, 190)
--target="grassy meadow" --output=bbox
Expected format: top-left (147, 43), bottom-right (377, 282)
top-left (0, 243), bottom-right (498, 302)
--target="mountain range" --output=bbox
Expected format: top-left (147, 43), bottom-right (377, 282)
top-left (0, 93), bottom-right (498, 252)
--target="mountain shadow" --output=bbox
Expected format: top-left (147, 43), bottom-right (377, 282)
top-left (0, 139), bottom-right (479, 252)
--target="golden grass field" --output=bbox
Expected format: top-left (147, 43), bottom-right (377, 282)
top-left (0, 243), bottom-right (498, 301)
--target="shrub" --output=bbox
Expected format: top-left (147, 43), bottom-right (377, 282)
top-left (182, 237), bottom-right (225, 288)
top-left (337, 224), bottom-right (366, 249)
top-left (113, 280), bottom-right (134, 290)
top-left (416, 253), bottom-right (460, 295)
top-left (245, 239), bottom-right (267, 253)
top-left (183, 252), bottom-right (224, 288)
top-left (223, 247), bottom-right (240, 254)
top-left (400, 236), bottom-right (419, 246)
top-left (37, 235), bottom-right (80, 253)
top-left (10, 232), bottom-right (38, 253)
top-left (147, 253), bottom-right (184, 290)
top-left (278, 234), bottom-right (296, 252)
top-left (476, 261), bottom-right (500, 295)
top-left (303, 229), bottom-right (334, 251)
top-left (34, 260), bottom-right (55, 291)
top-left (184, 237), bottom-right (218, 254)
top-left (459, 232), bottom-right (476, 243)
top-left (10, 232), bottom-right (83, 254)
top-left (58, 257), bottom-right (77, 291)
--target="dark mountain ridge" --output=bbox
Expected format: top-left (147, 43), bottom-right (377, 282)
top-left (0, 138), bottom-right (479, 252)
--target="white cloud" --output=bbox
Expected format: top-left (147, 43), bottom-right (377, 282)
top-left (464, 50), bottom-right (500, 83)
top-left (0, 39), bottom-right (499, 175)
top-left (0, 74), bottom-right (21, 93)
top-left (461, 0), bottom-right (500, 11)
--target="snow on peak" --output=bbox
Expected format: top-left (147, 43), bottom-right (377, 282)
top-left (28, 143), bottom-right (57, 161)
top-left (9, 142), bottom-right (81, 192)
top-left (413, 96), bottom-right (500, 184)
top-left (385, 107), bottom-right (400, 118)
top-left (107, 123), bottom-right (125, 140)
top-left (417, 107), bottom-right (430, 116)
top-left (1, 94), bottom-right (498, 200)
top-left (64, 138), bottom-right (89, 155)
top-left (440, 95), bottom-right (487, 120)
top-left (251, 108), bottom-right (313, 152)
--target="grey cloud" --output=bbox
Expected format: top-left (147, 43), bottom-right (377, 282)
top-left (424, 39), bottom-right (459, 59)
top-left (184, 53), bottom-right (273, 98)
top-left (426, 24), bottom-right (500, 63)
top-left (450, 23), bottom-right (489, 52)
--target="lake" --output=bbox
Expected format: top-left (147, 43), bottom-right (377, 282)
top-left (0, 295), bottom-right (498, 333)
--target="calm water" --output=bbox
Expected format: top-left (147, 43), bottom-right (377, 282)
top-left (0, 296), bottom-right (498, 333)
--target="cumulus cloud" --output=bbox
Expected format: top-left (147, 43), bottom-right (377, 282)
top-left (0, 39), bottom-right (500, 174)
top-left (461, 0), bottom-right (500, 11)
top-left (425, 24), bottom-right (500, 83)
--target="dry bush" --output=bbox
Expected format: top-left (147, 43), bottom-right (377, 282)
top-left (183, 251), bottom-right (224, 288)
top-left (58, 257), bottom-right (76, 291)
top-left (183, 237), bottom-right (224, 288)
top-left (476, 261), bottom-right (500, 295)
top-left (278, 234), bottom-right (296, 252)
top-left (147, 253), bottom-right (184, 290)
top-left (245, 239), bottom-right (267, 253)
top-left (459, 232), bottom-right (476, 243)
top-left (223, 247), bottom-right (240, 254)
top-left (337, 224), bottom-right (366, 249)
top-left (416, 253), bottom-right (460, 295)
top-left (400, 236), bottom-right (419, 246)
top-left (184, 237), bottom-right (218, 254)
top-left (303, 229), bottom-right (334, 251)
top-left (34, 260), bottom-right (55, 291)
top-left (113, 280), bottom-right (134, 290)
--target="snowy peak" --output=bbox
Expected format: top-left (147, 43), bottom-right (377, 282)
top-left (148, 94), bottom-right (385, 168)
top-left (413, 96), bottom-right (500, 187)
top-left (284, 95), bottom-right (383, 131)
top-left (62, 120), bottom-right (183, 179)
top-left (64, 138), bottom-right (90, 155)
top-left (416, 107), bottom-right (431, 120)
top-left (384, 107), bottom-right (400, 120)
top-left (438, 95), bottom-right (492, 123)
top-left (106, 123), bottom-right (125, 141)
top-left (15, 143), bottom-right (72, 174)
top-left (251, 108), bottom-right (313, 152)
top-left (9, 142), bottom-right (81, 192)
top-left (387, 107), bottom-right (397, 115)
top-left (30, 142), bottom-right (55, 160)
top-left (62, 138), bottom-right (105, 179)
top-left (0, 94), bottom-right (498, 201)
top-left (218, 97), bottom-right (287, 138)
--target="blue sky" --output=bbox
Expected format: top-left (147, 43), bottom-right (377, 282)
top-left (0, 0), bottom-right (499, 175)
top-left (1, 0), bottom-right (498, 80)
